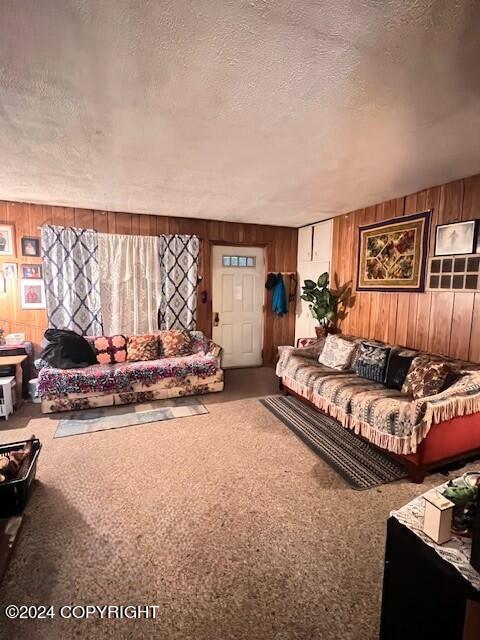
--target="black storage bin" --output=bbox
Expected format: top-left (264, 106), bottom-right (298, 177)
top-left (471, 488), bottom-right (480, 572)
top-left (0, 439), bottom-right (42, 518)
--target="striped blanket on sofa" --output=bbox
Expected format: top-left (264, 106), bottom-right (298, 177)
top-left (276, 343), bottom-right (480, 455)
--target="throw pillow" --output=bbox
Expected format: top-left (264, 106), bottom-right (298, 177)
top-left (158, 330), bottom-right (192, 358)
top-left (293, 337), bottom-right (327, 359)
top-left (385, 350), bottom-right (417, 390)
top-left (127, 334), bottom-right (159, 362)
top-left (90, 335), bottom-right (127, 365)
top-left (318, 334), bottom-right (357, 371)
top-left (189, 331), bottom-right (210, 355)
top-left (401, 355), bottom-right (458, 399)
top-left (354, 341), bottom-right (391, 383)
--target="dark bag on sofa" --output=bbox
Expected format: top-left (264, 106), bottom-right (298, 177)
top-left (40, 329), bottom-right (97, 369)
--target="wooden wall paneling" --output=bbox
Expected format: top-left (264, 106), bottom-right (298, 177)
top-left (1, 200), bottom-right (297, 364)
top-left (470, 295), bottom-right (480, 363)
top-left (428, 292), bottom-right (455, 356)
top-left (74, 208), bottom-right (94, 229)
top-left (93, 211), bottom-right (109, 232)
top-left (449, 293), bottom-right (474, 360)
top-left (462, 175), bottom-right (480, 220)
top-left (331, 174), bottom-right (480, 362)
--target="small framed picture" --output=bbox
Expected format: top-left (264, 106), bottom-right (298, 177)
top-left (435, 220), bottom-right (476, 256)
top-left (21, 236), bottom-right (40, 257)
top-left (20, 279), bottom-right (46, 309)
top-left (0, 274), bottom-right (6, 294)
top-left (21, 264), bottom-right (42, 279)
top-left (3, 263), bottom-right (17, 279)
top-left (0, 224), bottom-right (15, 256)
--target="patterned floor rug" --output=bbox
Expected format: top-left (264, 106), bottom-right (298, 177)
top-left (261, 395), bottom-right (408, 490)
top-left (54, 397), bottom-right (208, 438)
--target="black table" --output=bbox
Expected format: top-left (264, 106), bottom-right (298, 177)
top-left (380, 517), bottom-right (480, 640)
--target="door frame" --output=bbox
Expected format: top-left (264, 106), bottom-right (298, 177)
top-left (207, 240), bottom-right (269, 366)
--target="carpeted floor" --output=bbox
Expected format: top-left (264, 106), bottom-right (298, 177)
top-left (0, 366), bottom-right (477, 640)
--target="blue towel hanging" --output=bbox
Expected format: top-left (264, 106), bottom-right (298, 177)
top-left (272, 273), bottom-right (288, 316)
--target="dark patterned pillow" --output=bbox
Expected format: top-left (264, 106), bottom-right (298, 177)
top-left (158, 330), bottom-right (192, 358)
top-left (401, 355), bottom-right (459, 399)
top-left (88, 335), bottom-right (127, 365)
top-left (127, 334), bottom-right (159, 362)
top-left (385, 349), bottom-right (417, 390)
top-left (354, 341), bottom-right (391, 383)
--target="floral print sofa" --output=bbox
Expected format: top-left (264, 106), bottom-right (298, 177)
top-left (38, 331), bottom-right (224, 414)
top-left (277, 335), bottom-right (480, 481)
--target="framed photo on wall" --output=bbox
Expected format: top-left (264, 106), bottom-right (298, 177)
top-left (3, 263), bottom-right (17, 279)
top-left (435, 220), bottom-right (476, 256)
top-left (21, 264), bottom-right (43, 279)
top-left (20, 279), bottom-right (46, 309)
top-left (356, 211), bottom-right (430, 292)
top-left (21, 236), bottom-right (40, 257)
top-left (0, 224), bottom-right (15, 256)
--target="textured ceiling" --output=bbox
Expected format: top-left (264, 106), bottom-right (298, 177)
top-left (1, 1), bottom-right (480, 227)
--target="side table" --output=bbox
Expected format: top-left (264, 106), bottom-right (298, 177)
top-left (0, 356), bottom-right (27, 408)
top-left (0, 342), bottom-right (34, 398)
top-left (380, 479), bottom-right (480, 640)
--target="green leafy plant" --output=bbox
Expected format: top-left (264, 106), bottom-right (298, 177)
top-left (300, 272), bottom-right (352, 328)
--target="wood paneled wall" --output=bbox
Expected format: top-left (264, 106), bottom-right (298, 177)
top-left (0, 201), bottom-right (297, 364)
top-left (332, 173), bottom-right (480, 362)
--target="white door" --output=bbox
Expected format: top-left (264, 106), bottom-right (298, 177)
top-left (212, 245), bottom-right (265, 368)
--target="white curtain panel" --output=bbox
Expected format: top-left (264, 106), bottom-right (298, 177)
top-left (41, 225), bottom-right (103, 335)
top-left (97, 233), bottom-right (162, 335)
top-left (159, 235), bottom-right (200, 330)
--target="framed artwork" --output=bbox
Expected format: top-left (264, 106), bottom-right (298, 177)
top-left (2, 263), bottom-right (17, 279)
top-left (21, 236), bottom-right (40, 257)
top-left (20, 279), bottom-right (46, 309)
top-left (0, 274), bottom-right (5, 294)
top-left (356, 211), bottom-right (430, 292)
top-left (435, 220), bottom-right (476, 256)
top-left (0, 224), bottom-right (15, 256)
top-left (21, 264), bottom-right (42, 279)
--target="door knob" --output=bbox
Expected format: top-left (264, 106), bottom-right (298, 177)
top-left (213, 312), bottom-right (220, 327)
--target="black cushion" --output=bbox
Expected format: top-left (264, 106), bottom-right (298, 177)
top-left (385, 351), bottom-right (416, 390)
top-left (41, 329), bottom-right (97, 369)
top-left (354, 341), bottom-right (391, 383)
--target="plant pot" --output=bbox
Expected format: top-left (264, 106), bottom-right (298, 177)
top-left (315, 325), bottom-right (338, 338)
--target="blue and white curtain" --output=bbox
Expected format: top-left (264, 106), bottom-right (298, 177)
top-left (41, 226), bottom-right (199, 335)
top-left (158, 235), bottom-right (200, 330)
top-left (41, 225), bottom-right (103, 335)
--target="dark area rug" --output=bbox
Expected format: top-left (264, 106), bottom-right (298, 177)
top-left (261, 395), bottom-right (408, 490)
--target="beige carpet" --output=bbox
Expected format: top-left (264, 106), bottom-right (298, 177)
top-left (0, 367), bottom-right (477, 640)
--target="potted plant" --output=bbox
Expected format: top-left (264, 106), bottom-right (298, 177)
top-left (300, 272), bottom-right (352, 337)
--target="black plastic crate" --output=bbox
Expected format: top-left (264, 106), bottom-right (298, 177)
top-left (0, 438), bottom-right (42, 518)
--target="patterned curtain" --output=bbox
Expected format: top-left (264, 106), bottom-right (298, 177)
top-left (158, 235), bottom-right (200, 330)
top-left (41, 225), bottom-right (103, 335)
top-left (97, 233), bottom-right (162, 335)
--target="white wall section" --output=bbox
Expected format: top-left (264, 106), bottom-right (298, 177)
top-left (296, 219), bottom-right (333, 341)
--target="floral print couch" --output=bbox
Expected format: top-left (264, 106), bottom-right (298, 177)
top-left (38, 331), bottom-right (224, 414)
